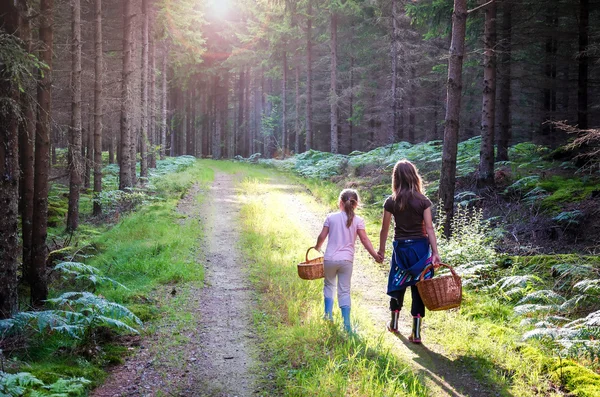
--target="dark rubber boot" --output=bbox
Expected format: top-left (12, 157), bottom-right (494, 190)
top-left (387, 310), bottom-right (400, 334)
top-left (408, 314), bottom-right (422, 344)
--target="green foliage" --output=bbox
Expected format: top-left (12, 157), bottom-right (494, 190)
top-left (552, 210), bottom-right (584, 228)
top-left (0, 292), bottom-right (141, 346)
top-left (437, 205), bottom-right (497, 266)
top-left (54, 262), bottom-right (127, 292)
top-left (261, 137), bottom-right (484, 191)
top-left (0, 32), bottom-right (46, 96)
top-left (0, 371), bottom-right (90, 397)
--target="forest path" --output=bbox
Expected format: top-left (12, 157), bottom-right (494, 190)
top-left (92, 172), bottom-right (258, 397)
top-left (277, 176), bottom-right (499, 397)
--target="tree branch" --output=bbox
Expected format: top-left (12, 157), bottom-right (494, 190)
top-left (468, 0), bottom-right (495, 14)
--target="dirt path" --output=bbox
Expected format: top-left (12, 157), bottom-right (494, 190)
top-left (92, 173), bottom-right (258, 397)
top-left (276, 177), bottom-right (499, 397)
top-left (191, 172), bottom-right (258, 396)
top-left (92, 169), bottom-right (497, 397)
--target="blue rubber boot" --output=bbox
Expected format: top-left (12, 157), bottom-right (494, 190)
top-left (341, 306), bottom-right (352, 333)
top-left (324, 298), bottom-right (334, 321)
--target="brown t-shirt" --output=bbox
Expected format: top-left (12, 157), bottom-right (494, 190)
top-left (384, 194), bottom-right (432, 240)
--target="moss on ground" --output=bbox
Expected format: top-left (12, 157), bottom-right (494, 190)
top-left (551, 360), bottom-right (600, 397)
top-left (538, 176), bottom-right (598, 211)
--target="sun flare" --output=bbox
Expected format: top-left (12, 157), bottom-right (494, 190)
top-left (207, 0), bottom-right (230, 19)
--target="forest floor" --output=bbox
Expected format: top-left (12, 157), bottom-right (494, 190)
top-left (93, 166), bottom-right (499, 397)
top-left (92, 172), bottom-right (259, 396)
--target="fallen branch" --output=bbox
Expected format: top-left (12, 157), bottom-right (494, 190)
top-left (468, 0), bottom-right (494, 14)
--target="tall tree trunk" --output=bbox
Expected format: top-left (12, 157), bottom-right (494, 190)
top-left (0, 2), bottom-right (21, 318)
top-left (108, 132), bottom-right (114, 164)
top-left (294, 64), bottom-right (300, 154)
top-left (329, 13), bottom-right (338, 154)
top-left (282, 51), bottom-right (288, 155)
top-left (160, 44), bottom-right (167, 160)
top-left (578, 0), bottom-right (589, 129)
top-left (85, 109), bottom-right (93, 189)
top-left (191, 86), bottom-right (197, 156)
top-left (223, 72), bottom-right (229, 158)
top-left (305, 0), bottom-right (313, 151)
top-left (496, 0), bottom-right (512, 161)
top-left (439, 0), bottom-right (468, 236)
top-left (542, 6), bottom-right (558, 138)
top-left (408, 67), bottom-right (416, 143)
top-left (93, 0), bottom-right (103, 216)
top-left (349, 55), bottom-right (354, 152)
top-left (389, 0), bottom-right (399, 144)
top-left (120, 0), bottom-right (133, 189)
top-left (477, 0), bottom-right (497, 188)
top-left (244, 66), bottom-right (251, 155)
top-left (67, 0), bottom-right (82, 232)
top-left (19, 3), bottom-right (35, 286)
top-left (31, 0), bottom-right (54, 307)
top-left (254, 69), bottom-right (262, 155)
top-left (148, 9), bottom-right (156, 168)
top-left (213, 74), bottom-right (221, 159)
top-left (140, 0), bottom-right (149, 179)
top-left (237, 68), bottom-right (245, 156)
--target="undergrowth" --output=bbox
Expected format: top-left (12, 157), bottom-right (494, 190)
top-left (257, 155), bottom-right (600, 396)
top-left (3, 157), bottom-right (211, 396)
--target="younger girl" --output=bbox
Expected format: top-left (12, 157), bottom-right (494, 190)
top-left (378, 160), bottom-right (441, 343)
top-left (315, 189), bottom-right (382, 332)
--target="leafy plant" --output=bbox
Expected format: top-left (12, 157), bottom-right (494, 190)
top-left (0, 292), bottom-right (141, 348)
top-left (54, 262), bottom-right (127, 292)
top-left (0, 371), bottom-right (90, 397)
top-left (436, 205), bottom-right (497, 266)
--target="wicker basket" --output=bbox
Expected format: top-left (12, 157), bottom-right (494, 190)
top-left (297, 247), bottom-right (324, 280)
top-left (416, 263), bottom-right (462, 311)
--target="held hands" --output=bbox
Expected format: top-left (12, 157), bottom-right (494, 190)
top-left (375, 249), bottom-right (385, 264)
top-left (371, 251), bottom-right (384, 263)
top-left (431, 252), bottom-right (442, 269)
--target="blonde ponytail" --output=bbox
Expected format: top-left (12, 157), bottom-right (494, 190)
top-left (339, 189), bottom-right (359, 228)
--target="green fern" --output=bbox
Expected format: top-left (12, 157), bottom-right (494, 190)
top-left (54, 262), bottom-right (127, 291)
top-left (573, 279), bottom-right (600, 296)
top-left (0, 371), bottom-right (90, 397)
top-left (491, 275), bottom-right (543, 292)
top-left (517, 290), bottom-right (566, 305)
top-left (513, 303), bottom-right (558, 316)
top-left (0, 372), bottom-right (44, 396)
top-left (2, 293), bottom-right (141, 347)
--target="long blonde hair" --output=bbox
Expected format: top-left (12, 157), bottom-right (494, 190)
top-left (339, 189), bottom-right (359, 227)
top-left (391, 160), bottom-right (424, 211)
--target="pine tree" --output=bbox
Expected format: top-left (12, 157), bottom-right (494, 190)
top-left (67, 0), bottom-right (83, 232)
top-left (439, 0), bottom-right (468, 235)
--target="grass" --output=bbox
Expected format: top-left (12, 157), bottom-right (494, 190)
top-left (237, 174), bottom-right (428, 396)
top-left (5, 158), bottom-right (213, 394)
top-left (258, 163), bottom-right (600, 396)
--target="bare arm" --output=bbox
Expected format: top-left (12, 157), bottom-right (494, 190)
top-left (423, 207), bottom-right (441, 266)
top-left (357, 229), bottom-right (383, 263)
top-left (379, 210), bottom-right (392, 259)
top-left (315, 226), bottom-right (329, 252)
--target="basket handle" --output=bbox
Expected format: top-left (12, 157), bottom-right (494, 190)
top-left (417, 263), bottom-right (459, 281)
top-left (306, 247), bottom-right (323, 262)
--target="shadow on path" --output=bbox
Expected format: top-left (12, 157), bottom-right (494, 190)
top-left (392, 333), bottom-right (509, 397)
